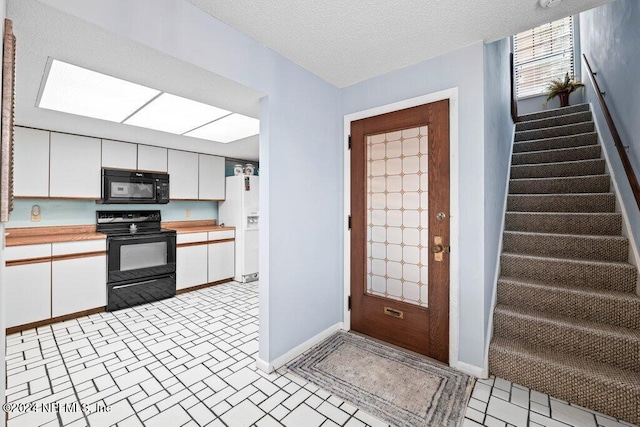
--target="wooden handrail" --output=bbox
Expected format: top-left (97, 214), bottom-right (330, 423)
top-left (583, 54), bottom-right (640, 212)
top-left (510, 53), bottom-right (518, 122)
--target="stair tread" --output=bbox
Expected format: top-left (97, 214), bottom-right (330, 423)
top-left (518, 104), bottom-right (590, 121)
top-left (513, 131), bottom-right (597, 145)
top-left (502, 251), bottom-right (635, 268)
top-left (503, 230), bottom-right (627, 241)
top-left (510, 174), bottom-right (609, 183)
top-left (494, 304), bottom-right (640, 340)
top-left (516, 120), bottom-right (594, 134)
top-left (511, 158), bottom-right (604, 169)
top-left (490, 336), bottom-right (640, 386)
top-left (512, 144), bottom-right (600, 157)
top-left (506, 211), bottom-right (619, 217)
top-left (499, 276), bottom-right (640, 300)
top-left (517, 111), bottom-right (593, 126)
top-left (507, 192), bottom-right (615, 197)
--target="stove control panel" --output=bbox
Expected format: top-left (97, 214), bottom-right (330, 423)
top-left (97, 210), bottom-right (162, 223)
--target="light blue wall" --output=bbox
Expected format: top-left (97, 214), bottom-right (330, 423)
top-left (483, 38), bottom-right (514, 338)
top-left (580, 0), bottom-right (640, 181)
top-left (7, 199), bottom-right (217, 228)
top-left (37, 0), bottom-right (343, 363)
top-left (342, 42), bottom-right (489, 368)
top-left (580, 0), bottom-right (640, 260)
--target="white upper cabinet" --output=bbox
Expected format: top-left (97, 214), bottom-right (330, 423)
top-left (102, 139), bottom-right (137, 170)
top-left (198, 154), bottom-right (225, 200)
top-left (137, 145), bottom-right (168, 172)
top-left (49, 132), bottom-right (101, 198)
top-left (13, 127), bottom-right (50, 197)
top-left (168, 149), bottom-right (199, 200)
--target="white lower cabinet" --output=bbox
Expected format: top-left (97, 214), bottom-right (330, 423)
top-left (176, 244), bottom-right (208, 290)
top-left (5, 262), bottom-right (51, 328)
top-left (52, 255), bottom-right (106, 317)
top-left (208, 241), bottom-right (235, 283)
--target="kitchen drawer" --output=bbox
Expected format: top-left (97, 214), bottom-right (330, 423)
top-left (208, 230), bottom-right (235, 241)
top-left (5, 243), bottom-right (51, 261)
top-left (177, 232), bottom-right (208, 244)
top-left (52, 240), bottom-right (106, 256)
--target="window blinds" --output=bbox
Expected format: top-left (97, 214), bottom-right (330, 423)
top-left (514, 16), bottom-right (574, 98)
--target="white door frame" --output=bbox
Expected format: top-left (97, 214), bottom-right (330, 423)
top-left (342, 88), bottom-right (461, 369)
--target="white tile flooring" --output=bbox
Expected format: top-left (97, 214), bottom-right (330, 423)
top-left (4, 281), bottom-right (636, 427)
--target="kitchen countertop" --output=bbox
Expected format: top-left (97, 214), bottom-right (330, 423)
top-left (162, 220), bottom-right (235, 234)
top-left (4, 221), bottom-right (234, 247)
top-left (5, 225), bottom-right (106, 247)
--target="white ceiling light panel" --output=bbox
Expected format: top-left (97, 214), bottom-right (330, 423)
top-left (185, 114), bottom-right (260, 143)
top-left (38, 59), bottom-right (160, 122)
top-left (124, 92), bottom-right (231, 134)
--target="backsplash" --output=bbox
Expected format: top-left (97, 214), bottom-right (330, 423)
top-left (7, 199), bottom-right (218, 228)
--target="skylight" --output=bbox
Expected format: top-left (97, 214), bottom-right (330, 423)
top-left (185, 114), bottom-right (260, 143)
top-left (38, 60), bottom-right (160, 123)
top-left (124, 93), bottom-right (231, 134)
top-left (37, 59), bottom-right (259, 143)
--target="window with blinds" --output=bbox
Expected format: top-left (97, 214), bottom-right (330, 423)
top-left (514, 16), bottom-right (574, 98)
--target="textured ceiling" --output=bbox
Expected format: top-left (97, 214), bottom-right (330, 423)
top-left (187, 0), bottom-right (614, 87)
top-left (8, 0), bottom-right (265, 160)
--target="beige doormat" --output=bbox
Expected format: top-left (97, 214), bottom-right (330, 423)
top-left (287, 331), bottom-right (474, 427)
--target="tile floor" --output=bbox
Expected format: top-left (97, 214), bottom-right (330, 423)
top-left (4, 281), bottom-right (636, 427)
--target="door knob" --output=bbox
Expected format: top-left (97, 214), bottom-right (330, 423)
top-left (433, 236), bottom-right (450, 262)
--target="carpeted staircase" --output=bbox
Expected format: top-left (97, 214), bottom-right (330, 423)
top-left (488, 103), bottom-right (640, 425)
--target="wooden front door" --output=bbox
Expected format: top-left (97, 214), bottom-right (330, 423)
top-left (350, 100), bottom-right (450, 363)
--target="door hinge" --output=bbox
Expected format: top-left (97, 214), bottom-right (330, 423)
top-left (348, 215), bottom-right (352, 230)
top-left (348, 296), bottom-right (351, 311)
top-left (348, 135), bottom-right (351, 150)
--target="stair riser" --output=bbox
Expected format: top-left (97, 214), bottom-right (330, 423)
top-left (518, 104), bottom-right (590, 122)
top-left (507, 194), bottom-right (616, 213)
top-left (501, 255), bottom-right (637, 293)
top-left (509, 176), bottom-right (610, 194)
top-left (516, 111), bottom-right (593, 131)
top-left (492, 309), bottom-right (640, 371)
top-left (515, 122), bottom-right (595, 142)
top-left (511, 159), bottom-right (605, 179)
top-left (512, 145), bottom-right (601, 165)
top-left (489, 347), bottom-right (639, 425)
top-left (503, 233), bottom-right (629, 262)
top-left (513, 133), bottom-right (598, 154)
top-left (497, 281), bottom-right (640, 329)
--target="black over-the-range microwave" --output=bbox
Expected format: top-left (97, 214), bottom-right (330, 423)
top-left (101, 168), bottom-right (170, 204)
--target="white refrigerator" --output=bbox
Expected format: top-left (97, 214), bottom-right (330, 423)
top-left (219, 175), bottom-right (259, 283)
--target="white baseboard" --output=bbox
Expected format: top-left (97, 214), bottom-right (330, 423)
top-left (255, 322), bottom-right (344, 373)
top-left (453, 361), bottom-right (487, 378)
top-left (255, 357), bottom-right (271, 373)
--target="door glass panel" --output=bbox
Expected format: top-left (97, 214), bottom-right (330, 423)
top-left (366, 126), bottom-right (428, 307)
top-left (121, 241), bottom-right (167, 271)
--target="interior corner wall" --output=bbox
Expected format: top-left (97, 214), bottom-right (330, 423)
top-left (35, 0), bottom-right (343, 363)
top-left (341, 42), bottom-right (488, 368)
top-left (482, 37), bottom-right (513, 338)
top-left (579, 0), bottom-right (640, 256)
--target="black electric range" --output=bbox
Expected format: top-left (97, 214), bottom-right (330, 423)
top-left (97, 210), bottom-right (177, 311)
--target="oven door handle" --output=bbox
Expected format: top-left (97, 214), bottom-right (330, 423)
top-left (111, 279), bottom-right (159, 290)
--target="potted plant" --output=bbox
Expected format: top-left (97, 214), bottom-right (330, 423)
top-left (546, 72), bottom-right (585, 107)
